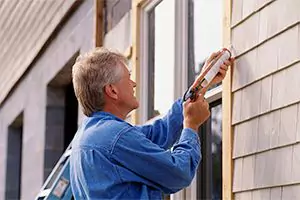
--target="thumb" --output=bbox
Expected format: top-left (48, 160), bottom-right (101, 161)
top-left (183, 98), bottom-right (191, 106)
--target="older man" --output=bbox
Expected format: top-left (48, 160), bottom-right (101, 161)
top-left (70, 47), bottom-right (231, 199)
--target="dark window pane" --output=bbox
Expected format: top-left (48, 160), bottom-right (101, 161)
top-left (211, 103), bottom-right (222, 200)
top-left (6, 113), bottom-right (23, 200)
top-left (197, 100), bottom-right (222, 200)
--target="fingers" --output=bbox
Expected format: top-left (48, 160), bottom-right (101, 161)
top-left (219, 69), bottom-right (226, 77)
top-left (221, 59), bottom-right (231, 69)
top-left (220, 59), bottom-right (231, 74)
top-left (193, 94), bottom-right (210, 113)
top-left (198, 95), bottom-right (209, 110)
top-left (206, 51), bottom-right (235, 69)
top-left (222, 58), bottom-right (234, 69)
top-left (207, 51), bottom-right (221, 64)
top-left (220, 64), bottom-right (228, 71)
top-left (196, 94), bottom-right (208, 106)
top-left (219, 63), bottom-right (228, 77)
top-left (224, 60), bottom-right (231, 67)
top-left (199, 87), bottom-right (208, 96)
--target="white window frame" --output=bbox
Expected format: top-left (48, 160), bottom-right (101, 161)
top-left (139, 0), bottom-right (189, 124)
top-left (205, 85), bottom-right (222, 104)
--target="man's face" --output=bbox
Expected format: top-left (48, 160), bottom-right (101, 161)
top-left (114, 63), bottom-right (139, 112)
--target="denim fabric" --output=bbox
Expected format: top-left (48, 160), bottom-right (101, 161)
top-left (70, 99), bottom-right (201, 199)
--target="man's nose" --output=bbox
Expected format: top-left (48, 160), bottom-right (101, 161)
top-left (131, 80), bottom-right (137, 87)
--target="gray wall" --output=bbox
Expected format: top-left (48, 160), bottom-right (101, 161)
top-left (105, 0), bottom-right (131, 33)
top-left (0, 0), bottom-right (94, 199)
top-left (231, 0), bottom-right (300, 198)
top-left (0, 0), bottom-right (79, 106)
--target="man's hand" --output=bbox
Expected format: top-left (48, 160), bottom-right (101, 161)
top-left (201, 51), bottom-right (234, 86)
top-left (183, 94), bottom-right (210, 132)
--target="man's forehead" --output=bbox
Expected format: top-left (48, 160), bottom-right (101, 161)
top-left (120, 61), bottom-right (131, 74)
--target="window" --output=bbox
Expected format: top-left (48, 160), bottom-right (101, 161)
top-left (139, 0), bottom-right (187, 123)
top-left (197, 98), bottom-right (223, 199)
top-left (45, 54), bottom-right (78, 180)
top-left (147, 0), bottom-right (175, 119)
top-left (137, 1), bottom-right (188, 199)
top-left (187, 0), bottom-right (224, 199)
top-left (187, 0), bottom-right (223, 87)
top-left (6, 112), bottom-right (23, 200)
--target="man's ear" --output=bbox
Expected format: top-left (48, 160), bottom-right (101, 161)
top-left (104, 84), bottom-right (118, 100)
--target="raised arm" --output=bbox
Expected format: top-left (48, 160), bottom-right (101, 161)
top-left (112, 126), bottom-right (201, 194)
top-left (111, 95), bottom-right (210, 193)
top-left (135, 98), bottom-right (184, 150)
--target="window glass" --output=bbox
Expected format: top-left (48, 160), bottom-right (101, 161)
top-left (188, 0), bottom-right (223, 86)
top-left (148, 0), bottom-right (175, 119)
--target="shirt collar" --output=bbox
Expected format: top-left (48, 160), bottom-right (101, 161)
top-left (90, 111), bottom-right (125, 122)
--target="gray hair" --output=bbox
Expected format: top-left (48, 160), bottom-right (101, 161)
top-left (72, 47), bottom-right (126, 116)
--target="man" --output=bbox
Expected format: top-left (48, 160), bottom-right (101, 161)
top-left (70, 47), bottom-right (231, 199)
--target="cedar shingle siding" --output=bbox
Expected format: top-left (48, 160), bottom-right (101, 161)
top-left (232, 0), bottom-right (300, 198)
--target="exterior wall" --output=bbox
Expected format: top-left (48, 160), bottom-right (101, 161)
top-left (105, 0), bottom-right (131, 33)
top-left (0, 0), bottom-right (79, 106)
top-left (231, 0), bottom-right (300, 198)
top-left (104, 10), bottom-right (131, 56)
top-left (0, 0), bottom-right (94, 199)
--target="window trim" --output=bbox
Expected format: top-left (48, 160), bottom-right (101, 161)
top-left (139, 0), bottom-right (162, 122)
top-left (222, 0), bottom-right (233, 199)
top-left (131, 0), bottom-right (148, 125)
top-left (137, 0), bottom-right (188, 124)
top-left (205, 85), bottom-right (222, 104)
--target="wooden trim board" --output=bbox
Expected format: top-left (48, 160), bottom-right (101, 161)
top-left (131, 0), bottom-right (148, 124)
top-left (222, 0), bottom-right (233, 199)
top-left (94, 0), bottom-right (104, 47)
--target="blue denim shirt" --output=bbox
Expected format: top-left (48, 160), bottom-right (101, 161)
top-left (70, 99), bottom-right (201, 199)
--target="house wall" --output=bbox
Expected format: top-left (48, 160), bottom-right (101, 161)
top-left (103, 2), bottom-right (131, 56)
top-left (105, 0), bottom-right (131, 33)
top-left (231, 0), bottom-right (300, 198)
top-left (0, 0), bottom-right (79, 106)
top-left (0, 0), bottom-right (94, 199)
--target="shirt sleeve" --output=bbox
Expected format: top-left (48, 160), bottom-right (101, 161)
top-left (135, 98), bottom-right (184, 150)
top-left (111, 126), bottom-right (201, 194)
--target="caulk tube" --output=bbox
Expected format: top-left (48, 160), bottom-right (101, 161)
top-left (183, 48), bottom-right (231, 102)
top-left (200, 49), bottom-right (231, 87)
